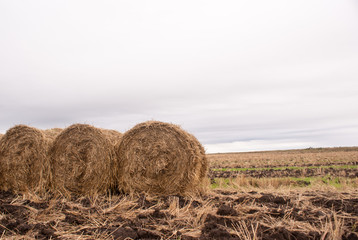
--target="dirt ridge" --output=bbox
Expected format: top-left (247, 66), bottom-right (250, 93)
top-left (1, 190), bottom-right (358, 239)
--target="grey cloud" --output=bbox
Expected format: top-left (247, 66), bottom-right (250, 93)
top-left (0, 0), bottom-right (357, 152)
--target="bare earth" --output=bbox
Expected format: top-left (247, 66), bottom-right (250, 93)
top-left (1, 147), bottom-right (358, 239)
top-left (208, 147), bottom-right (358, 168)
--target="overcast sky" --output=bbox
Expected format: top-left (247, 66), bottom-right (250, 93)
top-left (1, 0), bottom-right (357, 153)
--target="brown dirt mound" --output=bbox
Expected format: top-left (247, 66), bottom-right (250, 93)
top-left (49, 124), bottom-right (115, 195)
top-left (210, 167), bottom-right (358, 179)
top-left (1, 190), bottom-right (357, 239)
top-left (0, 125), bottom-right (51, 193)
top-left (116, 121), bottom-right (208, 195)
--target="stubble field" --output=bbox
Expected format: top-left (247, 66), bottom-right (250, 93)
top-left (1, 147), bottom-right (358, 239)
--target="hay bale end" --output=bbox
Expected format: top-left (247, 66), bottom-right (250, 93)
top-left (50, 124), bottom-right (115, 195)
top-left (116, 121), bottom-right (208, 195)
top-left (0, 125), bottom-right (50, 193)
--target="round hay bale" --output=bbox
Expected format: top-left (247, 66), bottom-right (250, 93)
top-left (116, 121), bottom-right (208, 195)
top-left (42, 128), bottom-right (63, 141)
top-left (0, 125), bottom-right (50, 193)
top-left (50, 124), bottom-right (115, 195)
top-left (100, 129), bottom-right (123, 146)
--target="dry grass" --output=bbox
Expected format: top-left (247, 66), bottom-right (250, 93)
top-left (233, 221), bottom-right (259, 240)
top-left (49, 124), bottom-right (116, 196)
top-left (0, 125), bottom-right (51, 193)
top-left (213, 176), bottom-right (297, 189)
top-left (211, 175), bottom-right (358, 192)
top-left (116, 121), bottom-right (208, 195)
top-left (208, 147), bottom-right (358, 169)
top-left (321, 212), bottom-right (345, 240)
top-left (1, 188), bottom-right (357, 239)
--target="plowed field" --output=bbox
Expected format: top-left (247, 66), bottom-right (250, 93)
top-left (1, 147), bottom-right (358, 239)
top-left (1, 189), bottom-right (358, 239)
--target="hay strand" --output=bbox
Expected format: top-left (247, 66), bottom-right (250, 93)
top-left (42, 128), bottom-right (63, 141)
top-left (100, 129), bottom-right (123, 146)
top-left (50, 124), bottom-right (115, 195)
top-left (116, 121), bottom-right (208, 195)
top-left (0, 125), bottom-right (50, 193)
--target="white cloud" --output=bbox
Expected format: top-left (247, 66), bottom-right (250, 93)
top-left (205, 140), bottom-right (318, 154)
top-left (0, 0), bottom-right (357, 152)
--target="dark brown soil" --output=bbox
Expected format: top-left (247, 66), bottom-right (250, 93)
top-left (210, 167), bottom-right (358, 179)
top-left (230, 161), bottom-right (358, 169)
top-left (1, 190), bottom-right (358, 239)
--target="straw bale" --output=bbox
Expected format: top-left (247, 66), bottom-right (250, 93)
top-left (0, 125), bottom-right (50, 193)
top-left (116, 121), bottom-right (208, 195)
top-left (50, 124), bottom-right (115, 195)
top-left (42, 128), bottom-right (63, 141)
top-left (100, 129), bottom-right (123, 146)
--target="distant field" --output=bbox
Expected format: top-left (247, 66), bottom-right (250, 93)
top-left (208, 147), bottom-right (358, 190)
top-left (208, 146), bottom-right (358, 168)
top-left (202, 147), bottom-right (358, 238)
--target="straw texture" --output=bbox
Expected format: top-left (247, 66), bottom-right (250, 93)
top-left (0, 125), bottom-right (50, 193)
top-left (50, 124), bottom-right (115, 195)
top-left (116, 121), bottom-right (208, 195)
